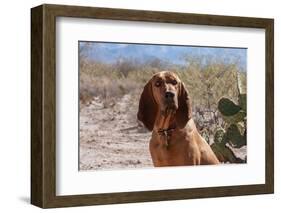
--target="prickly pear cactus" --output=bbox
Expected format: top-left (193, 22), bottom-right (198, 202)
top-left (212, 72), bottom-right (247, 163)
top-left (211, 126), bottom-right (245, 163)
top-left (225, 123), bottom-right (246, 148)
top-left (211, 141), bottom-right (240, 163)
top-left (218, 98), bottom-right (241, 116)
top-left (218, 97), bottom-right (246, 124)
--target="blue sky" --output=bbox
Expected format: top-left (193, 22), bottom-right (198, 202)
top-left (80, 42), bottom-right (247, 71)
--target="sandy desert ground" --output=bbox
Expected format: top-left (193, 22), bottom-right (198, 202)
top-left (79, 94), bottom-right (154, 171)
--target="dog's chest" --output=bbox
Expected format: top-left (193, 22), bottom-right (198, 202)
top-left (149, 131), bottom-right (195, 166)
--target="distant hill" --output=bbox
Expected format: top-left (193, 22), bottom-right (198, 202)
top-left (81, 42), bottom-right (247, 71)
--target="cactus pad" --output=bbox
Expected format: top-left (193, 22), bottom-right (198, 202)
top-left (218, 98), bottom-right (241, 116)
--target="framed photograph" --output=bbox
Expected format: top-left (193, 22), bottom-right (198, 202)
top-left (31, 4), bottom-right (274, 208)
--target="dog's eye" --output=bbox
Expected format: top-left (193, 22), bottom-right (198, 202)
top-left (171, 80), bottom-right (177, 85)
top-left (155, 81), bottom-right (162, 87)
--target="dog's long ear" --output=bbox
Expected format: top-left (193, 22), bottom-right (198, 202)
top-left (176, 82), bottom-right (192, 128)
top-left (137, 80), bottom-right (157, 131)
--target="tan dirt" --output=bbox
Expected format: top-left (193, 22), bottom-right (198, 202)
top-left (79, 94), bottom-right (153, 171)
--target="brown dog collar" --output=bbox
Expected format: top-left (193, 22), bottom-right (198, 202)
top-left (157, 127), bottom-right (176, 135)
top-left (157, 127), bottom-right (176, 148)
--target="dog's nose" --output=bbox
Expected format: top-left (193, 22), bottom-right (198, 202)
top-left (165, 91), bottom-right (175, 99)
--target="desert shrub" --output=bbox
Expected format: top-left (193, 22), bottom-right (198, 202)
top-left (80, 56), bottom-right (246, 109)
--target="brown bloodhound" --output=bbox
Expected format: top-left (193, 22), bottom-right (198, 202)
top-left (137, 71), bottom-right (219, 167)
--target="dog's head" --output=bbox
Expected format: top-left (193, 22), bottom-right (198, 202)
top-left (137, 71), bottom-right (192, 131)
